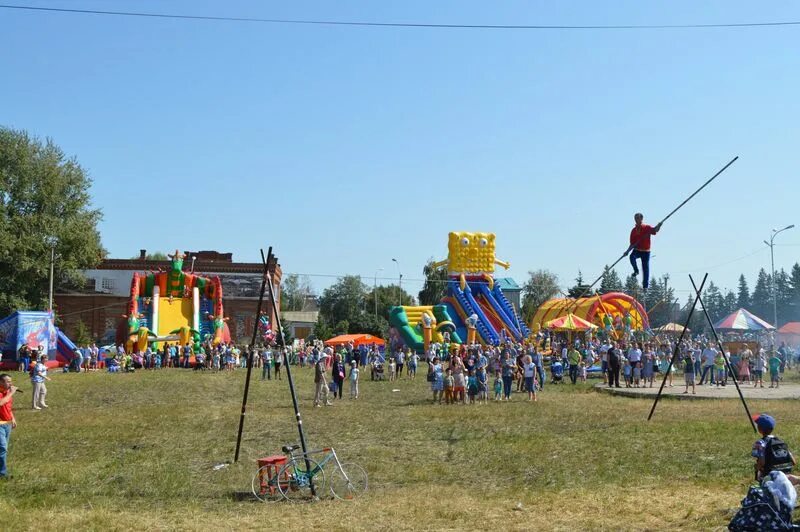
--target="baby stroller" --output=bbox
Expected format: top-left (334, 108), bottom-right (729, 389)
top-left (551, 361), bottom-right (564, 384)
top-left (371, 361), bottom-right (385, 381)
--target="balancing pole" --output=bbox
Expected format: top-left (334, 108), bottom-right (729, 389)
top-left (262, 247), bottom-right (318, 498)
top-left (567, 156), bottom-right (738, 312)
top-left (647, 273), bottom-right (707, 421)
top-left (689, 274), bottom-right (757, 433)
top-left (234, 248), bottom-right (270, 463)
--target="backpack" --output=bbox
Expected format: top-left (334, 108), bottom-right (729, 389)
top-left (765, 437), bottom-right (794, 475)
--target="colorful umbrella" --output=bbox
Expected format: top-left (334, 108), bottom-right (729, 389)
top-left (713, 308), bottom-right (774, 331)
top-left (545, 313), bottom-right (598, 332)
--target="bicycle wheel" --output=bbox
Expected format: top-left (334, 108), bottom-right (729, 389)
top-left (329, 462), bottom-right (368, 500)
top-left (251, 464), bottom-right (283, 503)
top-left (277, 458), bottom-right (325, 502)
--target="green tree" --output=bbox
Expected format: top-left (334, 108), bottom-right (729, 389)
top-left (520, 269), bottom-right (560, 324)
top-left (624, 274), bottom-right (642, 303)
top-left (312, 315), bottom-right (334, 341)
top-left (418, 258), bottom-right (448, 305)
top-left (0, 127), bottom-right (105, 315)
top-left (723, 290), bottom-right (737, 317)
top-left (73, 319), bottom-right (92, 345)
top-left (599, 266), bottom-right (623, 294)
top-left (703, 281), bottom-right (725, 323)
top-left (751, 268), bottom-right (772, 320)
top-left (316, 275), bottom-right (396, 337)
top-left (567, 271), bottom-right (592, 299)
top-left (281, 273), bottom-right (314, 311)
top-left (736, 274), bottom-right (750, 311)
top-left (319, 275), bottom-right (368, 326)
top-left (789, 263), bottom-right (800, 322)
top-left (367, 284), bottom-right (415, 319)
top-left (775, 268), bottom-right (791, 326)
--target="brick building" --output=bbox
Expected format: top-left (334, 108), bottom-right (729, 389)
top-left (54, 250), bottom-right (281, 345)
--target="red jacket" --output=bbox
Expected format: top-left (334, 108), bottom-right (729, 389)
top-left (630, 224), bottom-right (657, 252)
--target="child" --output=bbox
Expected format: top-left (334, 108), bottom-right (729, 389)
top-left (467, 369), bottom-right (478, 404)
top-left (623, 359), bottom-right (632, 388)
top-left (769, 351), bottom-right (781, 388)
top-left (523, 355), bottom-right (537, 402)
top-left (683, 350), bottom-right (696, 395)
top-left (578, 360), bottom-right (587, 383)
top-left (754, 350), bottom-right (766, 388)
top-left (408, 352), bottom-right (419, 379)
top-left (493, 371), bottom-right (502, 401)
top-left (154, 352), bottom-right (162, 370)
top-left (349, 361), bottom-right (359, 399)
top-left (388, 357), bottom-right (397, 382)
top-left (477, 367), bottom-right (488, 404)
top-left (738, 354), bottom-right (750, 384)
top-left (633, 361), bottom-right (642, 388)
top-left (714, 351), bottom-right (726, 388)
top-left (751, 414), bottom-right (799, 485)
top-left (443, 369), bottom-right (455, 405)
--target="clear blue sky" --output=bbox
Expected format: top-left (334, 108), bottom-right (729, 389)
top-left (2, 1), bottom-right (799, 301)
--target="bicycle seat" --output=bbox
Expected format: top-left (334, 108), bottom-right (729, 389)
top-left (282, 444), bottom-right (300, 453)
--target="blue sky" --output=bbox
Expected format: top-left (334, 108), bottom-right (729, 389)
top-left (2, 1), bottom-right (799, 300)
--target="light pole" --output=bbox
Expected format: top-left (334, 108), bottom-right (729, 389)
top-left (374, 268), bottom-right (383, 316)
top-left (391, 258), bottom-right (402, 306)
top-left (764, 224), bottom-right (795, 328)
top-left (45, 236), bottom-right (57, 311)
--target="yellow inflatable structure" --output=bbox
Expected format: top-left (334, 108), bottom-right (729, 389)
top-left (530, 292), bottom-right (649, 335)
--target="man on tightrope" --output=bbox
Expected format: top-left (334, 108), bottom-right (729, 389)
top-left (625, 213), bottom-right (662, 291)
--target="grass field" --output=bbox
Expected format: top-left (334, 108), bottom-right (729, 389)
top-left (2, 365), bottom-right (798, 531)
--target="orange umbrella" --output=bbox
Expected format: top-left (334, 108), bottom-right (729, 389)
top-left (545, 313), bottom-right (598, 332)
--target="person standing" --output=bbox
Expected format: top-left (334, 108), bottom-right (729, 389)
top-left (261, 347), bottom-right (273, 381)
top-left (331, 354), bottom-right (346, 400)
top-left (0, 373), bottom-right (19, 479)
top-left (313, 354), bottom-right (331, 407)
top-left (274, 349), bottom-right (283, 380)
top-left (567, 345), bottom-right (581, 385)
top-left (31, 355), bottom-right (50, 410)
top-left (625, 212), bottom-right (662, 290)
top-left (607, 342), bottom-right (621, 388)
top-left (698, 344), bottom-right (717, 386)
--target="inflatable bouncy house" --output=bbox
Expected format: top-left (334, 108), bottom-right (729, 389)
top-left (0, 311), bottom-right (78, 369)
top-left (389, 232), bottom-right (530, 353)
top-left (531, 292), bottom-right (649, 339)
top-left (116, 250), bottom-right (231, 352)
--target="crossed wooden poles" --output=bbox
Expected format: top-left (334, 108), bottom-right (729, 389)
top-left (648, 273), bottom-right (757, 433)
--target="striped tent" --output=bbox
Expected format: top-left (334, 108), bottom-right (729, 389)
top-left (531, 292), bottom-right (649, 332)
top-left (713, 308), bottom-right (774, 331)
top-left (545, 313), bottom-right (597, 332)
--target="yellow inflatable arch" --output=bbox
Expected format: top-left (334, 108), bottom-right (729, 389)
top-left (531, 292), bottom-right (649, 332)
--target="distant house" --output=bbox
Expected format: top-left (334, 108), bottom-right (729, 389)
top-left (495, 278), bottom-right (522, 314)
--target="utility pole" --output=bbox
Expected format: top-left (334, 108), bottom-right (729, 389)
top-left (392, 258), bottom-right (401, 306)
top-left (764, 225), bottom-right (794, 328)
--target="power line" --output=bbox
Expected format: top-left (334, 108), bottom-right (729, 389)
top-left (2, 4), bottom-right (800, 31)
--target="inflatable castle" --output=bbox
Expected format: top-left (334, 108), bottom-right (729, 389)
top-left (116, 250), bottom-right (231, 352)
top-left (389, 232), bottom-right (530, 353)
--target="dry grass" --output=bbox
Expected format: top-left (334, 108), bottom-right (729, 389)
top-left (2, 366), bottom-right (798, 530)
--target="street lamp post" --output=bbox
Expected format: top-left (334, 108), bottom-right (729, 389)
top-left (392, 258), bottom-right (402, 306)
top-left (764, 224), bottom-right (795, 328)
top-left (374, 268), bottom-right (384, 316)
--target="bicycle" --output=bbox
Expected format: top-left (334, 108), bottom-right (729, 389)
top-left (251, 444), bottom-right (368, 502)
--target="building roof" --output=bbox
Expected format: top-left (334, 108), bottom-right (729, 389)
top-left (94, 251), bottom-right (279, 275)
top-left (495, 277), bottom-right (521, 291)
top-left (778, 322), bottom-right (800, 335)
